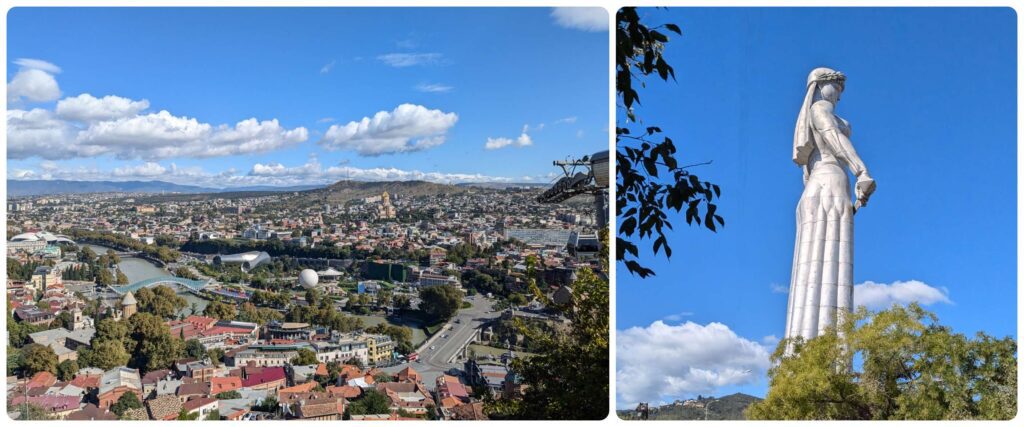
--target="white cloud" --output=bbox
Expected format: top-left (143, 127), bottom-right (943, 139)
top-left (617, 320), bottom-right (770, 407)
top-left (770, 283), bottom-right (789, 294)
top-left (8, 68), bottom-right (61, 103)
top-left (554, 116), bottom-right (578, 124)
top-left (576, 129), bottom-right (585, 139)
top-left (551, 7), bottom-right (608, 32)
top-left (854, 280), bottom-right (952, 310)
top-left (320, 60), bottom-right (336, 74)
top-left (662, 311), bottom-right (694, 322)
top-left (415, 83), bottom-right (453, 93)
top-left (56, 93), bottom-right (150, 122)
top-left (6, 109), bottom-right (82, 160)
top-left (113, 162), bottom-right (167, 177)
top-left (485, 125), bottom-right (533, 150)
top-left (319, 104), bottom-right (457, 156)
top-left (317, 117), bottom-right (335, 124)
top-left (9, 158), bottom-right (547, 189)
top-left (13, 58), bottom-right (61, 74)
top-left (377, 53), bottom-right (442, 67)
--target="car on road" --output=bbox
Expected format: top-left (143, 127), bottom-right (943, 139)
top-left (430, 345), bottom-right (436, 350)
top-left (455, 319), bottom-right (462, 324)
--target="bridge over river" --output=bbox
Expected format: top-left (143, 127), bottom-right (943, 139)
top-left (109, 275), bottom-right (213, 295)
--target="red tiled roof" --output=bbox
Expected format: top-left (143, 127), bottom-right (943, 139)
top-left (183, 396), bottom-right (217, 412)
top-left (209, 377), bottom-right (242, 395)
top-left (242, 366), bottom-right (286, 387)
top-left (27, 371), bottom-right (58, 389)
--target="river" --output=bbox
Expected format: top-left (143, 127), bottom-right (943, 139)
top-left (83, 244), bottom-right (209, 316)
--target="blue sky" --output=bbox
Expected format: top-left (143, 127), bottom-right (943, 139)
top-left (616, 7), bottom-right (1017, 408)
top-left (6, 7), bottom-right (608, 188)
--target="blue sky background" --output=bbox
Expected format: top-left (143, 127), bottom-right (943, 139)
top-left (6, 7), bottom-right (608, 188)
top-left (616, 7), bottom-right (1017, 407)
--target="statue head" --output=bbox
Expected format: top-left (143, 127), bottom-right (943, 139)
top-left (807, 67), bottom-right (845, 104)
top-left (793, 67), bottom-right (846, 165)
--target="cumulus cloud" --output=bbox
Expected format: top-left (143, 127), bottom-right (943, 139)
top-left (8, 104), bottom-right (308, 161)
top-left (854, 280), bottom-right (953, 310)
top-left (8, 59), bottom-right (62, 103)
top-left (7, 63), bottom-right (306, 160)
top-left (770, 283), bottom-right (789, 294)
top-left (485, 125), bottom-right (533, 150)
top-left (377, 53), bottom-right (442, 67)
top-left (319, 104), bottom-right (457, 156)
top-left (551, 7), bottom-right (608, 32)
top-left (617, 320), bottom-right (770, 407)
top-left (415, 83), bottom-right (453, 93)
top-left (56, 93), bottom-right (150, 122)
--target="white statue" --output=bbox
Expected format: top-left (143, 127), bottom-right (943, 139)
top-left (784, 67), bottom-right (876, 342)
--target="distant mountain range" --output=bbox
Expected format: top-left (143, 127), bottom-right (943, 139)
top-left (7, 180), bottom-right (324, 197)
top-left (617, 393), bottom-right (763, 421)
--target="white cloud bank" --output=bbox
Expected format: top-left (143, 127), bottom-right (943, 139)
top-left (854, 280), bottom-right (952, 310)
top-left (6, 60), bottom-right (309, 161)
top-left (617, 320), bottom-right (770, 407)
top-left (319, 104), bottom-right (458, 156)
top-left (551, 7), bottom-right (608, 32)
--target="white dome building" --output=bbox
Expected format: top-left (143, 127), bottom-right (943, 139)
top-left (299, 269), bottom-right (319, 289)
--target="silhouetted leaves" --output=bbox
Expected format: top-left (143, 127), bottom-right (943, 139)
top-left (616, 7), bottom-right (722, 278)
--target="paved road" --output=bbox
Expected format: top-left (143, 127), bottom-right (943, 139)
top-left (382, 294), bottom-right (501, 385)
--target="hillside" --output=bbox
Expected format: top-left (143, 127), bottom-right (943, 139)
top-left (617, 393), bottom-right (762, 421)
top-left (307, 180), bottom-right (469, 203)
top-left (7, 179), bottom-right (218, 197)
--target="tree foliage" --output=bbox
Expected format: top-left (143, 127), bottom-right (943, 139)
top-left (486, 230), bottom-right (609, 420)
top-left (79, 339), bottom-right (130, 370)
top-left (18, 343), bottom-right (58, 376)
top-left (291, 348), bottom-right (320, 366)
top-left (746, 304), bottom-right (1017, 420)
top-left (127, 312), bottom-right (184, 373)
top-left (616, 7), bottom-right (723, 278)
top-left (347, 389), bottom-right (392, 415)
top-left (204, 300), bottom-right (237, 320)
top-left (135, 286), bottom-right (187, 319)
top-left (111, 391), bottom-right (143, 418)
top-left (418, 285), bottom-right (463, 324)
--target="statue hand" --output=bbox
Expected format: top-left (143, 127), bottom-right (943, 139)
top-left (855, 174), bottom-right (876, 209)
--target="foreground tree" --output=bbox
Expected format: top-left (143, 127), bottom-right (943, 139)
top-left (616, 7), bottom-right (723, 278)
top-left (204, 300), bottom-right (237, 320)
top-left (347, 389), bottom-right (392, 415)
top-left (486, 230), bottom-right (609, 420)
top-left (747, 304), bottom-right (1017, 420)
top-left (127, 312), bottom-right (184, 373)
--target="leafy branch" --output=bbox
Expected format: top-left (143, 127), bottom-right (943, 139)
top-left (616, 7), bottom-right (723, 278)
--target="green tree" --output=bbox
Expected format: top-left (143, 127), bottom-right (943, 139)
top-left (208, 348), bottom-right (226, 366)
top-left (177, 408), bottom-right (200, 420)
top-left (7, 346), bottom-right (21, 376)
top-left (111, 391), bottom-right (143, 417)
top-left (394, 294), bottom-right (412, 311)
top-left (79, 339), bottom-right (130, 370)
top-left (204, 301), bottom-right (237, 320)
top-left (135, 286), bottom-right (187, 319)
top-left (486, 230), bottom-right (609, 420)
top-left (747, 304), bottom-right (1017, 420)
top-left (127, 312), bottom-right (184, 373)
top-left (184, 339), bottom-right (207, 360)
top-left (616, 7), bottom-right (723, 278)
top-left (216, 390), bottom-right (242, 399)
top-left (56, 359), bottom-right (79, 381)
top-left (418, 285), bottom-right (463, 323)
top-left (347, 389), bottom-right (392, 415)
top-left (18, 343), bottom-right (58, 376)
top-left (290, 348), bottom-right (319, 366)
top-left (115, 269), bottom-right (129, 285)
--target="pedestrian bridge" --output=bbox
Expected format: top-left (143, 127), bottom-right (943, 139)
top-left (110, 276), bottom-right (212, 295)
